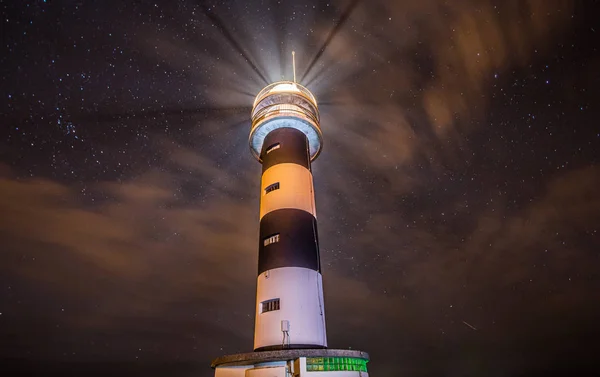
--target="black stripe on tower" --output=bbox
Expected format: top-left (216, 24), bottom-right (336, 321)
top-left (261, 127), bottom-right (310, 173)
top-left (258, 127), bottom-right (320, 275)
top-left (259, 209), bottom-right (321, 274)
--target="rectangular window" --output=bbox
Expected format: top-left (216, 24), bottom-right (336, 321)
top-left (263, 233), bottom-right (280, 247)
top-left (261, 298), bottom-right (280, 313)
top-left (266, 143), bottom-right (280, 154)
top-left (264, 182), bottom-right (280, 194)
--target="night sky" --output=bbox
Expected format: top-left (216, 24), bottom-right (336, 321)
top-left (1, 1), bottom-right (599, 376)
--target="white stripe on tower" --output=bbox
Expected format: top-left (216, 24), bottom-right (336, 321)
top-left (260, 163), bottom-right (317, 220)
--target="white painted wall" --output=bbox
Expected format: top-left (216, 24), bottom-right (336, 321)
top-left (214, 365), bottom-right (252, 377)
top-left (260, 163), bottom-right (316, 219)
top-left (245, 365), bottom-right (287, 377)
top-left (254, 267), bottom-right (327, 350)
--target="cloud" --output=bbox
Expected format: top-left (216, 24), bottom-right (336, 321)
top-left (0, 155), bottom-right (260, 360)
top-left (310, 0), bottom-right (574, 164)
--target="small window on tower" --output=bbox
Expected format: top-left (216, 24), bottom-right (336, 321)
top-left (263, 233), bottom-right (280, 246)
top-left (266, 143), bottom-right (280, 154)
top-left (261, 298), bottom-right (280, 313)
top-left (264, 182), bottom-right (280, 194)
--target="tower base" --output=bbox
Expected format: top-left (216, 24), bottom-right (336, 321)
top-left (212, 349), bottom-right (370, 377)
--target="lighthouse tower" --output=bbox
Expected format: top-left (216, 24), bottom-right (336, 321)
top-left (212, 55), bottom-right (370, 376)
top-left (250, 80), bottom-right (326, 351)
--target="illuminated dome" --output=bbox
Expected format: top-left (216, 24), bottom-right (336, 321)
top-left (250, 81), bottom-right (322, 161)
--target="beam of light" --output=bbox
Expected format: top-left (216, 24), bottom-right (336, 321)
top-left (274, 3), bottom-right (286, 80)
top-left (232, 89), bottom-right (259, 99)
top-left (304, 63), bottom-right (329, 89)
top-left (300, 0), bottom-right (361, 83)
top-left (305, 24), bottom-right (408, 92)
top-left (199, 4), bottom-right (269, 86)
top-left (75, 106), bottom-right (251, 123)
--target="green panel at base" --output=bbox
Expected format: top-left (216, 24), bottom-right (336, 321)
top-left (306, 357), bottom-right (368, 372)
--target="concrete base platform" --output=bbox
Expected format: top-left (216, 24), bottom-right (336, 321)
top-left (212, 349), bottom-right (369, 377)
top-left (212, 349), bottom-right (369, 368)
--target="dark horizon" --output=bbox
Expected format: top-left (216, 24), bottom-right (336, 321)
top-left (1, 1), bottom-right (599, 376)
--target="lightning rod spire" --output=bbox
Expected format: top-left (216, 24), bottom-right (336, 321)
top-left (292, 51), bottom-right (296, 83)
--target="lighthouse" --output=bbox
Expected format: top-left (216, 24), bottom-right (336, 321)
top-left (250, 80), bottom-right (326, 351)
top-left (212, 55), bottom-right (370, 376)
